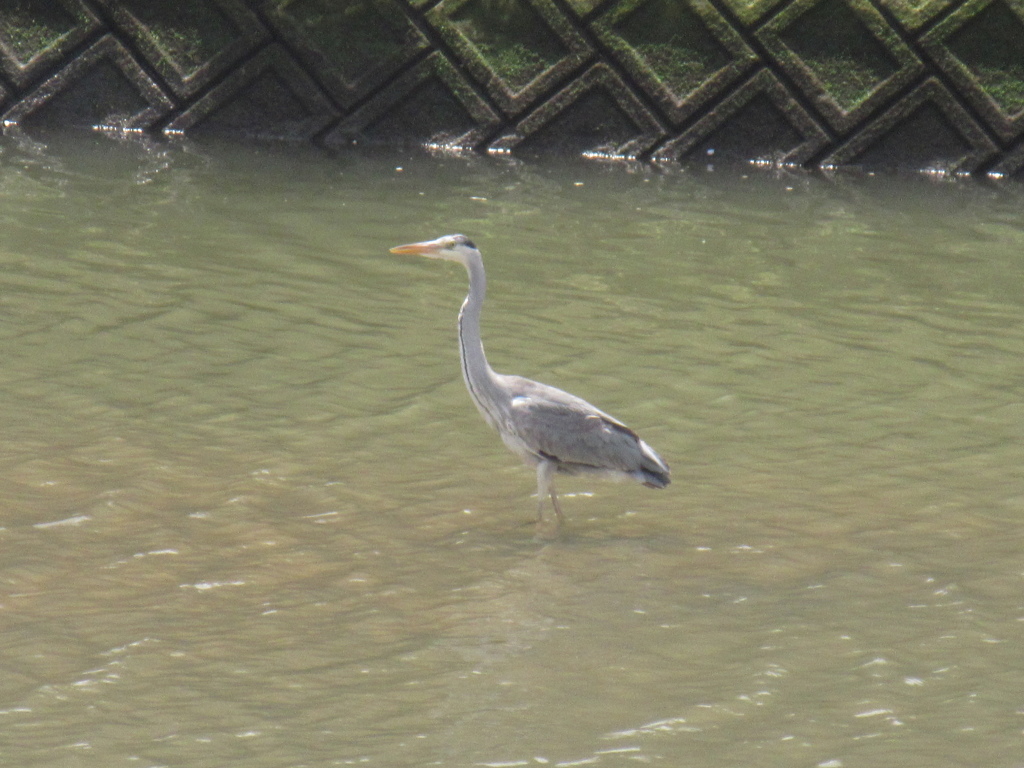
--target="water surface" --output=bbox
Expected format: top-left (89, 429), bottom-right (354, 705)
top-left (1, 134), bottom-right (1023, 767)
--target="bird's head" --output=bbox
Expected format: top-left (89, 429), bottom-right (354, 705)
top-left (389, 234), bottom-right (479, 264)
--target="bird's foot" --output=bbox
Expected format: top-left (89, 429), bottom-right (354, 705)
top-left (518, 515), bottom-right (558, 538)
top-left (533, 504), bottom-right (563, 539)
top-left (533, 516), bottom-right (561, 541)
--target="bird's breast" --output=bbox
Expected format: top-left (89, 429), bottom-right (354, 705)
top-left (499, 429), bottom-right (541, 466)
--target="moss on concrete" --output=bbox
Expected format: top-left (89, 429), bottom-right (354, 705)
top-left (780, 0), bottom-right (900, 110)
top-left (0, 1), bottom-right (76, 61)
top-left (946, 0), bottom-right (1024, 114)
top-left (266, 0), bottom-right (414, 80)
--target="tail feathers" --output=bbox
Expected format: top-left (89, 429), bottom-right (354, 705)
top-left (639, 468), bottom-right (670, 488)
top-left (637, 438), bottom-right (670, 488)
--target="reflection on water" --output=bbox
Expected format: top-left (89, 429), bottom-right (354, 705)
top-left (1, 133), bottom-right (1023, 767)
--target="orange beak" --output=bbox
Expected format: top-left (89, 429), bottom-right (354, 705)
top-left (389, 238), bottom-right (445, 257)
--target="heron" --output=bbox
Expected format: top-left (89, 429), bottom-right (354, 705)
top-left (389, 234), bottom-right (670, 529)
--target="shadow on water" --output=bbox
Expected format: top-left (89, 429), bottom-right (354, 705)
top-left (2, 131), bottom-right (1024, 767)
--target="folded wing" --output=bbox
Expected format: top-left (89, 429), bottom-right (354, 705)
top-left (503, 377), bottom-right (670, 487)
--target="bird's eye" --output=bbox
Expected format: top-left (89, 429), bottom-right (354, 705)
top-left (463, 239), bottom-right (476, 249)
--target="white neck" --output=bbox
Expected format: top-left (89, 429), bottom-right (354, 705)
top-left (457, 250), bottom-right (507, 429)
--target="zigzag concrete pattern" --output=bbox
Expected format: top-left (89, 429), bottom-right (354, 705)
top-left (1, 0), bottom-right (1023, 176)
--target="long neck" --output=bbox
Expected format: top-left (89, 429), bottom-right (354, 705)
top-left (458, 251), bottom-right (507, 428)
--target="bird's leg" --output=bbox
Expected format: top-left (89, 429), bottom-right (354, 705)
top-left (535, 460), bottom-right (563, 528)
top-left (549, 489), bottom-right (564, 523)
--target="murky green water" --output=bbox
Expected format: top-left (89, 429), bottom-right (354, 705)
top-left (1, 133), bottom-right (1023, 767)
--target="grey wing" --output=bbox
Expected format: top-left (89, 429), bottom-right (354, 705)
top-left (506, 383), bottom-right (670, 486)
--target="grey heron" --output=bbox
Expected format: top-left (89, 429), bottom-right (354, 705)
top-left (390, 234), bottom-right (670, 529)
